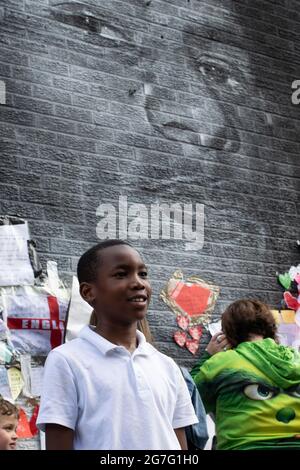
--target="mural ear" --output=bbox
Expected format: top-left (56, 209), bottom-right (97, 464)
top-left (79, 282), bottom-right (96, 306)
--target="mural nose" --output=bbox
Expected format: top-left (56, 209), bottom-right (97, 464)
top-left (276, 407), bottom-right (296, 424)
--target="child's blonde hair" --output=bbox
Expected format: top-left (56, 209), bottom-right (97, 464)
top-left (0, 397), bottom-right (19, 419)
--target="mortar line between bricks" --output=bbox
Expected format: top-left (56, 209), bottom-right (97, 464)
top-left (46, 238), bottom-right (299, 263)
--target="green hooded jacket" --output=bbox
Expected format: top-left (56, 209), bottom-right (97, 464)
top-left (191, 339), bottom-right (300, 450)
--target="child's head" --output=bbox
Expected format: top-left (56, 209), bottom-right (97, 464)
top-left (0, 398), bottom-right (18, 450)
top-left (78, 240), bottom-right (152, 326)
top-left (221, 299), bottom-right (277, 348)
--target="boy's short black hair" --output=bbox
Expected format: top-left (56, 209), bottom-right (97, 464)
top-left (77, 240), bottom-right (132, 284)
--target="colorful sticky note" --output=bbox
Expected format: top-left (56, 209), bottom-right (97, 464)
top-left (278, 273), bottom-right (292, 290)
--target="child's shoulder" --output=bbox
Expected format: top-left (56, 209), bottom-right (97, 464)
top-left (48, 337), bottom-right (87, 360)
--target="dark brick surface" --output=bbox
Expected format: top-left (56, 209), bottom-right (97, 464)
top-left (0, 0), bottom-right (299, 371)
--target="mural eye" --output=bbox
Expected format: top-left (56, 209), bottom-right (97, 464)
top-left (287, 384), bottom-right (300, 398)
top-left (51, 9), bottom-right (98, 32)
top-left (73, 14), bottom-right (99, 32)
top-left (198, 60), bottom-right (230, 84)
top-left (243, 384), bottom-right (276, 400)
top-left (51, 6), bottom-right (126, 41)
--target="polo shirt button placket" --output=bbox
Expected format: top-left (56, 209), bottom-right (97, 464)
top-left (132, 361), bottom-right (149, 394)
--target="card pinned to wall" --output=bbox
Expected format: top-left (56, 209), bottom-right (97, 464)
top-left (0, 222), bottom-right (34, 287)
top-left (30, 366), bottom-right (44, 397)
top-left (20, 355), bottom-right (31, 397)
top-left (160, 270), bottom-right (219, 326)
top-left (0, 366), bottom-right (12, 401)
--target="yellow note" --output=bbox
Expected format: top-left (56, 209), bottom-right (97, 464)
top-left (7, 367), bottom-right (24, 401)
top-left (271, 309), bottom-right (296, 325)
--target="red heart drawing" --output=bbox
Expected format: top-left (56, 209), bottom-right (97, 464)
top-left (188, 326), bottom-right (203, 340)
top-left (185, 338), bottom-right (200, 355)
top-left (173, 330), bottom-right (187, 348)
top-left (176, 314), bottom-right (190, 330)
top-left (171, 282), bottom-right (211, 317)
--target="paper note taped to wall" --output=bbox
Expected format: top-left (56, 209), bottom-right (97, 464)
top-left (0, 366), bottom-right (12, 400)
top-left (271, 309), bottom-right (300, 350)
top-left (30, 366), bottom-right (44, 397)
top-left (0, 223), bottom-right (34, 286)
top-left (2, 285), bottom-right (69, 355)
top-left (207, 320), bottom-right (222, 336)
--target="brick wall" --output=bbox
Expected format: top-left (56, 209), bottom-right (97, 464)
top-left (0, 0), bottom-right (299, 370)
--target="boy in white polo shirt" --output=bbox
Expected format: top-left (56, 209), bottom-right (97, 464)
top-left (37, 240), bottom-right (198, 450)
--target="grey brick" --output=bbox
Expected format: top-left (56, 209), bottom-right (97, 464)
top-left (38, 115), bottom-right (77, 135)
top-left (19, 157), bottom-right (61, 176)
top-left (32, 85), bottom-right (72, 104)
top-left (20, 188), bottom-right (62, 206)
top-left (44, 206), bottom-right (85, 225)
top-left (12, 66), bottom-right (53, 86)
top-left (29, 56), bottom-right (69, 76)
top-left (13, 95), bottom-right (54, 115)
top-left (0, 183), bottom-right (19, 200)
top-left (0, 201), bottom-right (44, 219)
top-left (0, 107), bottom-right (36, 126)
top-left (0, 47), bottom-right (29, 67)
top-left (56, 134), bottom-right (97, 153)
top-left (16, 127), bottom-right (57, 146)
top-left (54, 104), bottom-right (92, 123)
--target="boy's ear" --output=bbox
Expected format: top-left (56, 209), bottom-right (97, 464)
top-left (80, 282), bottom-right (97, 306)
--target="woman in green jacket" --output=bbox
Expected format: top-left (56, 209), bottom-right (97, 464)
top-left (191, 299), bottom-right (300, 450)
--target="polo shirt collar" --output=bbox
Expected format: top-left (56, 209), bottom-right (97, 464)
top-left (79, 325), bottom-right (152, 356)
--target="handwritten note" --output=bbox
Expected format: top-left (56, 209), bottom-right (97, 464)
top-left (7, 367), bottom-right (23, 401)
top-left (30, 366), bottom-right (44, 397)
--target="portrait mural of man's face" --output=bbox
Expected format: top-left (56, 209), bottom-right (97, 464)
top-left (0, 0), bottom-right (299, 362)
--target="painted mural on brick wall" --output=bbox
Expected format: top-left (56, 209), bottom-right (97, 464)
top-left (0, 0), bottom-right (299, 413)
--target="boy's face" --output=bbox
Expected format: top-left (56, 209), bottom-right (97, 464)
top-left (84, 245), bottom-right (152, 326)
top-left (0, 415), bottom-right (18, 450)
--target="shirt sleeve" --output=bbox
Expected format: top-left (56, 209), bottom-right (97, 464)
top-left (36, 350), bottom-right (78, 432)
top-left (190, 351), bottom-right (211, 379)
top-left (172, 365), bottom-right (199, 429)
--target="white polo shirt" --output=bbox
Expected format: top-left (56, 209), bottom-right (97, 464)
top-left (37, 326), bottom-right (198, 450)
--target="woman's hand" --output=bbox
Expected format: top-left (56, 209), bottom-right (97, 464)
top-left (205, 332), bottom-right (232, 355)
